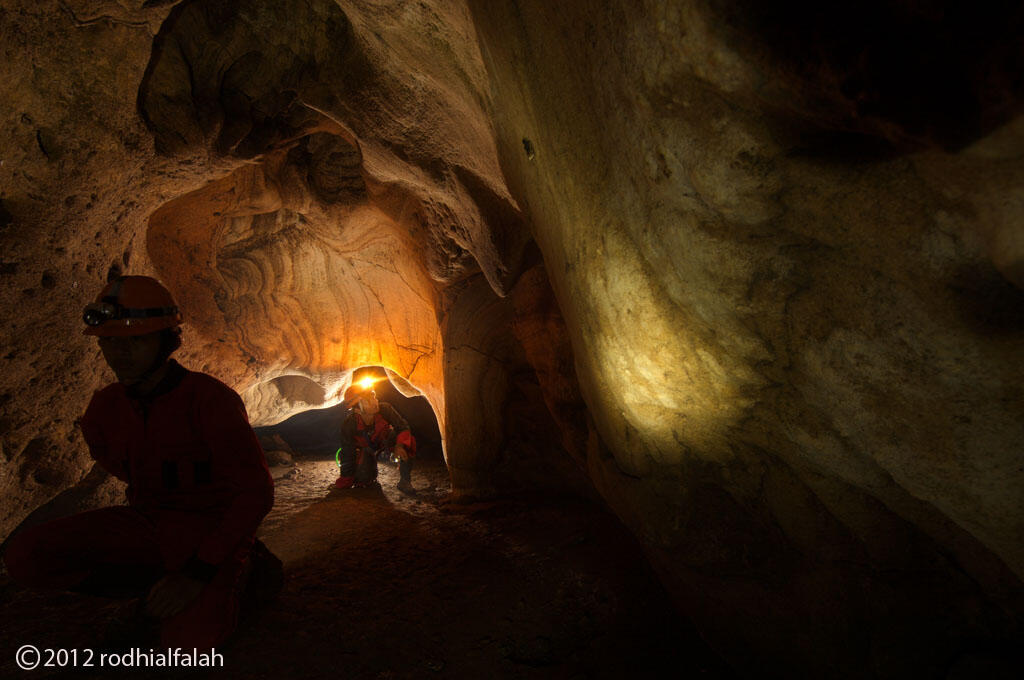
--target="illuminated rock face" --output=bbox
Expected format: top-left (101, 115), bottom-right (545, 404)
top-left (468, 1), bottom-right (1024, 673)
top-left (1, 0), bottom-right (1022, 675)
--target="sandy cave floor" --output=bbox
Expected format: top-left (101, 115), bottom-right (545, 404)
top-left (0, 455), bottom-right (735, 679)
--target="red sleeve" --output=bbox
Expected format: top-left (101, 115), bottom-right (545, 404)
top-left (80, 392), bottom-right (130, 482)
top-left (380, 403), bottom-right (416, 454)
top-left (193, 383), bottom-right (274, 566)
top-left (396, 429), bottom-right (417, 455)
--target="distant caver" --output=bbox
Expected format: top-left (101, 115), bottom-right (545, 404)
top-left (334, 379), bottom-right (417, 493)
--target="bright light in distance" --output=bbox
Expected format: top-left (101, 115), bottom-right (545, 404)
top-left (358, 377), bottom-right (377, 390)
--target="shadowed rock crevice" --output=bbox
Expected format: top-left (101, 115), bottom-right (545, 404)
top-left (137, 0), bottom-right (526, 298)
top-left (291, 132), bottom-right (366, 204)
top-left (701, 0), bottom-right (1024, 151)
top-left (138, 0), bottom-right (362, 157)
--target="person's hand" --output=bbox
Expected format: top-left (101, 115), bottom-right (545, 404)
top-left (393, 444), bottom-right (408, 461)
top-left (145, 572), bottom-right (207, 619)
top-left (357, 394), bottom-right (379, 417)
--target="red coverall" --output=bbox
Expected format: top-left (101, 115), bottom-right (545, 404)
top-left (3, 360), bottom-right (274, 647)
top-left (337, 402), bottom-right (416, 486)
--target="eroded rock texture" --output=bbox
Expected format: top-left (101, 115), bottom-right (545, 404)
top-left (1, 0), bottom-right (1022, 676)
top-left (468, 1), bottom-right (1024, 675)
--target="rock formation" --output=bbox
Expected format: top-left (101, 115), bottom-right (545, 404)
top-left (1, 0), bottom-right (1022, 676)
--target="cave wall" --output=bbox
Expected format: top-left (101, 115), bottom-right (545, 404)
top-left (2, 0), bottom-right (177, 535)
top-left (467, 0), bottom-right (1024, 676)
top-left (1, 0), bottom-right (1023, 677)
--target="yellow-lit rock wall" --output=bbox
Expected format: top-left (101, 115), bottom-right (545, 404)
top-left (468, 0), bottom-right (1024, 674)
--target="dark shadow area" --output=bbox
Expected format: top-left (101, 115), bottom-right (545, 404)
top-left (948, 261), bottom-right (1024, 334)
top-left (1, 474), bottom-right (736, 679)
top-left (703, 0), bottom-right (1024, 151)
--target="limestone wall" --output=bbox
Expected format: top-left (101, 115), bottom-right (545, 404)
top-left (467, 1), bottom-right (1024, 675)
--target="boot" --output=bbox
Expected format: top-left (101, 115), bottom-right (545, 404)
top-left (240, 539), bottom-right (284, 620)
top-left (354, 446), bottom-right (378, 486)
top-left (397, 459), bottom-right (415, 494)
top-left (247, 538), bottom-right (283, 601)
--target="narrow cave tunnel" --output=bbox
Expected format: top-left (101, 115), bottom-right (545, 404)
top-left (2, 0), bottom-right (1024, 678)
top-left (257, 366), bottom-right (444, 461)
top-left (252, 365), bottom-right (448, 534)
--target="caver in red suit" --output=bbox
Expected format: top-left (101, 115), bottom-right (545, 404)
top-left (2, 276), bottom-right (274, 648)
top-left (334, 381), bottom-right (417, 493)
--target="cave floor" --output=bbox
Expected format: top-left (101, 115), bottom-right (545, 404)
top-left (0, 457), bottom-right (734, 679)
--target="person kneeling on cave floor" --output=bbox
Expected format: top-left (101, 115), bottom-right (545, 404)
top-left (2, 275), bottom-right (282, 649)
top-left (334, 383), bottom-right (417, 493)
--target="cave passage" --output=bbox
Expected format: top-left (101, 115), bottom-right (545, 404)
top-left (253, 366), bottom-right (446, 535)
top-left (257, 366), bottom-right (443, 461)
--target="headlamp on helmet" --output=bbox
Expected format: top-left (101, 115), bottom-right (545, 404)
top-left (83, 301), bottom-right (119, 327)
top-left (81, 276), bottom-right (183, 337)
top-left (82, 301), bottom-right (180, 327)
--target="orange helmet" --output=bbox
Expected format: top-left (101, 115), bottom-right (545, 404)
top-left (343, 385), bottom-right (370, 407)
top-left (82, 276), bottom-right (182, 336)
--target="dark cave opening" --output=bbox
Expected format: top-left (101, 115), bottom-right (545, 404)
top-left (254, 367), bottom-right (443, 462)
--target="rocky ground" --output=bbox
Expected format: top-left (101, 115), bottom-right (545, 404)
top-left (0, 453), bottom-right (734, 679)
